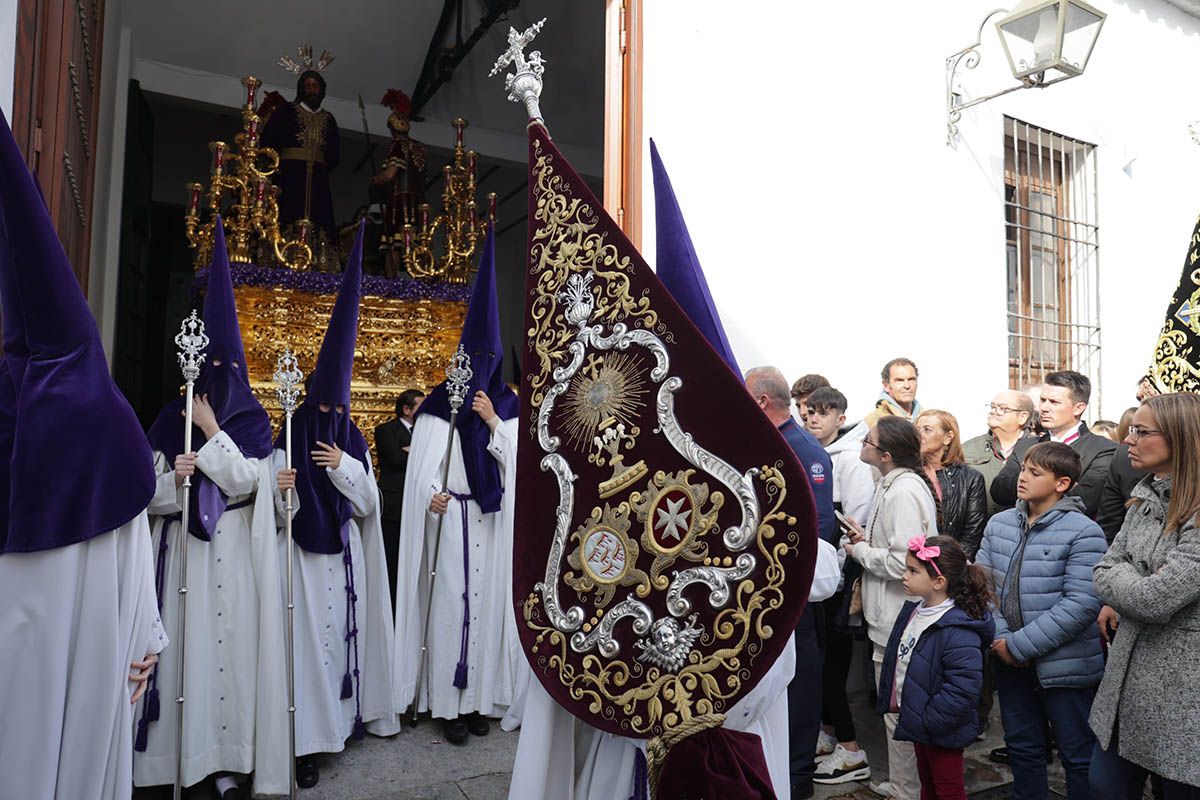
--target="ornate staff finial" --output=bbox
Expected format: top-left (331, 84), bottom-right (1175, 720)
top-left (445, 344), bottom-right (474, 412)
top-left (489, 18), bottom-right (548, 123)
top-left (175, 310), bottom-right (209, 382)
top-left (273, 349), bottom-right (304, 414)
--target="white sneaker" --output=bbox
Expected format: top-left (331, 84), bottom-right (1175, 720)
top-left (813, 745), bottom-right (871, 785)
top-left (814, 729), bottom-right (837, 760)
top-left (867, 779), bottom-right (895, 797)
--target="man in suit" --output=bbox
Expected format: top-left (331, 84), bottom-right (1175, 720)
top-left (990, 370), bottom-right (1116, 519)
top-left (375, 389), bottom-right (424, 611)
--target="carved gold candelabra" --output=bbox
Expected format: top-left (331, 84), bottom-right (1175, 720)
top-left (402, 118), bottom-right (496, 284)
top-left (184, 76), bottom-right (312, 271)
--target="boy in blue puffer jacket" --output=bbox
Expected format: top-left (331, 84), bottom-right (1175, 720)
top-left (975, 442), bottom-right (1107, 800)
top-left (878, 535), bottom-right (994, 800)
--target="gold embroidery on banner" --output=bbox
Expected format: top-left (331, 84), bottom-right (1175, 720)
top-left (522, 138), bottom-right (798, 739)
top-left (524, 465), bottom-right (797, 736)
top-left (525, 138), bottom-right (667, 409)
top-left (560, 351), bottom-right (648, 453)
top-left (630, 470), bottom-right (720, 587)
top-left (1150, 219), bottom-right (1200, 394)
top-left (564, 503), bottom-right (651, 608)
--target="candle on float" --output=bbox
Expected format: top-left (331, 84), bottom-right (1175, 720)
top-left (187, 184), bottom-right (202, 216)
top-left (254, 179), bottom-right (266, 207)
top-left (420, 204), bottom-right (430, 228)
top-left (468, 151), bottom-right (477, 176)
top-left (488, 192), bottom-right (497, 220)
top-left (210, 142), bottom-right (226, 175)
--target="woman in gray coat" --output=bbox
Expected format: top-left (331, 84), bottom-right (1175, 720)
top-left (1089, 393), bottom-right (1200, 799)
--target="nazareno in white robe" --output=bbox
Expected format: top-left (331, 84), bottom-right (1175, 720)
top-left (273, 448), bottom-right (400, 756)
top-left (506, 634), bottom-right (797, 800)
top-left (133, 432), bottom-right (290, 795)
top-left (0, 511), bottom-right (166, 800)
top-left (392, 414), bottom-right (523, 720)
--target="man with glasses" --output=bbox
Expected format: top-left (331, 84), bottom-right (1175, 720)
top-left (964, 390), bottom-right (1035, 519)
top-left (990, 371), bottom-right (1116, 519)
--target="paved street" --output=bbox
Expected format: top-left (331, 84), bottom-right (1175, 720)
top-left (136, 695), bottom-right (1071, 799)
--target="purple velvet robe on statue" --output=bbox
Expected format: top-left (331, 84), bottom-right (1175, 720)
top-left (260, 102), bottom-right (341, 243)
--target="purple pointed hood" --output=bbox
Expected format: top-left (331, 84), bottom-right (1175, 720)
top-left (146, 219), bottom-right (271, 539)
top-left (307, 222), bottom-right (363, 408)
top-left (418, 223), bottom-right (517, 513)
top-left (650, 139), bottom-right (741, 376)
top-left (278, 223), bottom-right (371, 554)
top-left (0, 107), bottom-right (155, 553)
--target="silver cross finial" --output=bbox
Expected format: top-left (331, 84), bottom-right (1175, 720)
top-left (175, 310), bottom-right (209, 383)
top-left (446, 345), bottom-right (475, 413)
top-left (273, 349), bottom-right (304, 415)
top-left (489, 18), bottom-right (547, 123)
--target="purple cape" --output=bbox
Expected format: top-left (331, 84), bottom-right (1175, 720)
top-left (418, 224), bottom-right (517, 513)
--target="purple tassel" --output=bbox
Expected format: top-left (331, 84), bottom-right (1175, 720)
top-left (453, 662), bottom-right (468, 690)
top-left (629, 748), bottom-right (648, 800)
top-left (352, 717), bottom-right (366, 740)
top-left (134, 718), bottom-right (149, 752)
top-left (146, 687), bottom-right (160, 722)
top-left (341, 672), bottom-right (353, 700)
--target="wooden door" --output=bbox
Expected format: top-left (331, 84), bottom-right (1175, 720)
top-left (11, 0), bottom-right (106, 291)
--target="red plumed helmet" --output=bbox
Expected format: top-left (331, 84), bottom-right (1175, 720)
top-left (381, 89), bottom-right (412, 117)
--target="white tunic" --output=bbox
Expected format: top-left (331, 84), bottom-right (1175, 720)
top-left (0, 513), bottom-right (165, 800)
top-left (507, 635), bottom-right (797, 799)
top-left (274, 449), bottom-right (400, 756)
top-left (133, 433), bottom-right (289, 795)
top-left (393, 414), bottom-right (523, 720)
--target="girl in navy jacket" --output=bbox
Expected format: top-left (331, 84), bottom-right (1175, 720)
top-left (877, 535), bottom-right (995, 800)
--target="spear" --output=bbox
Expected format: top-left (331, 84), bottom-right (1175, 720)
top-left (273, 349), bottom-right (304, 800)
top-left (412, 344), bottom-right (473, 724)
top-left (173, 310), bottom-right (208, 800)
top-left (354, 93), bottom-right (379, 175)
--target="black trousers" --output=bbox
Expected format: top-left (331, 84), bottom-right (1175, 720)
top-left (820, 611), bottom-right (857, 743)
top-left (788, 603), bottom-right (824, 789)
top-left (380, 488), bottom-right (404, 614)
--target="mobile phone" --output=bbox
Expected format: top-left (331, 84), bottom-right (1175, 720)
top-left (834, 510), bottom-right (856, 535)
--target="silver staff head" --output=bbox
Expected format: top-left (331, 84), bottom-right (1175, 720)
top-left (175, 310), bottom-right (209, 384)
top-left (489, 17), bottom-right (547, 123)
top-left (446, 344), bottom-right (474, 413)
top-left (273, 349), bottom-right (304, 414)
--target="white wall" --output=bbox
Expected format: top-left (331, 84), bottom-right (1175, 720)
top-left (0, 0), bottom-right (16, 119)
top-left (641, 0), bottom-right (1200, 434)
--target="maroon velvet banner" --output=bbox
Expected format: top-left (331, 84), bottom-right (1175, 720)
top-left (513, 123), bottom-right (819, 741)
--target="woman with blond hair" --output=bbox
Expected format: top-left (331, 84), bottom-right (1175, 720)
top-left (916, 409), bottom-right (987, 558)
top-left (1089, 393), bottom-right (1200, 798)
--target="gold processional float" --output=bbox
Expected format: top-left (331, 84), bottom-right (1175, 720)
top-left (182, 76), bottom-right (495, 454)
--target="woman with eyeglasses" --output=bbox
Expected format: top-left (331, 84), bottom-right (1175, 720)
top-left (1089, 393), bottom-right (1200, 798)
top-left (917, 410), bottom-right (988, 559)
top-left (842, 416), bottom-right (939, 800)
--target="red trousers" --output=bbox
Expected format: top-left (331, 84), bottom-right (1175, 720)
top-left (912, 742), bottom-right (966, 800)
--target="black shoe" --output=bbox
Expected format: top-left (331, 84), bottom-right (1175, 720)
top-left (466, 713), bottom-right (491, 737)
top-left (296, 756), bottom-right (319, 789)
top-left (220, 786), bottom-right (247, 800)
top-left (790, 781), bottom-right (814, 800)
top-left (442, 716), bottom-right (470, 745)
top-left (989, 746), bottom-right (1053, 764)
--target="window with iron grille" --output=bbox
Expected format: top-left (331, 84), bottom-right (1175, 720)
top-left (1004, 117), bottom-right (1101, 402)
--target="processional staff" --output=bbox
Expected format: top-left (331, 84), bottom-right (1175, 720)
top-left (273, 349), bottom-right (304, 800)
top-left (173, 310), bottom-right (209, 800)
top-left (412, 344), bottom-right (473, 725)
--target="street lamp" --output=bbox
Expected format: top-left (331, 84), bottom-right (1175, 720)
top-left (946, 0), bottom-right (1105, 145)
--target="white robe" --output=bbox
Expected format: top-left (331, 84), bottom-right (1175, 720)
top-left (133, 433), bottom-right (289, 796)
top-left (507, 637), bottom-right (797, 800)
top-left (274, 448), bottom-right (400, 756)
top-left (0, 513), bottom-right (165, 800)
top-left (393, 414), bottom-right (523, 720)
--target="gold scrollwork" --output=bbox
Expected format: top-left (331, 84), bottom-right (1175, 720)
top-left (525, 137), bottom-right (665, 408)
top-left (524, 465), bottom-right (798, 737)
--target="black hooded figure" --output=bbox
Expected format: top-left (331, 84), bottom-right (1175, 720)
top-left (260, 68), bottom-right (341, 256)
